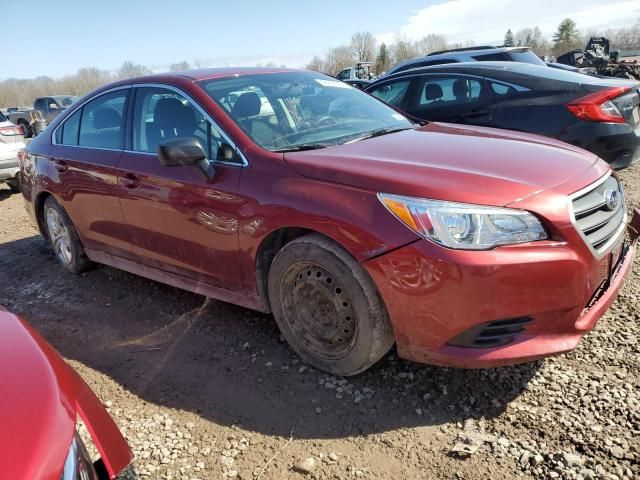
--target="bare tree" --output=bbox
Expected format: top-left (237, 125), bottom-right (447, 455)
top-left (192, 58), bottom-right (209, 69)
top-left (306, 55), bottom-right (325, 72)
top-left (169, 61), bottom-right (191, 72)
top-left (351, 31), bottom-right (377, 63)
top-left (324, 45), bottom-right (354, 75)
top-left (391, 34), bottom-right (418, 65)
top-left (515, 27), bottom-right (551, 56)
top-left (415, 34), bottom-right (448, 56)
top-left (117, 61), bottom-right (151, 79)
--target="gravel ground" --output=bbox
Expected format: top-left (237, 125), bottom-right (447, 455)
top-left (0, 163), bottom-right (638, 480)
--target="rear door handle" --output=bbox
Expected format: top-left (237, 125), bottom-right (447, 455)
top-left (52, 158), bottom-right (68, 173)
top-left (120, 172), bottom-right (140, 189)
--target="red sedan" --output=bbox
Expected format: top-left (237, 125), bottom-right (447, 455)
top-left (20, 68), bottom-right (640, 375)
top-left (0, 306), bottom-right (135, 479)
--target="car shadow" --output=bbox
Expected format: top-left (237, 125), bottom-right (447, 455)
top-left (0, 235), bottom-right (540, 439)
top-left (0, 188), bottom-right (13, 202)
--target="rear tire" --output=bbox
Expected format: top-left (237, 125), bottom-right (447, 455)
top-left (268, 234), bottom-right (394, 376)
top-left (7, 175), bottom-right (20, 194)
top-left (43, 197), bottom-right (93, 274)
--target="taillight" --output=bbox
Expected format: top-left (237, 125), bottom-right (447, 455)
top-left (0, 125), bottom-right (24, 136)
top-left (567, 86), bottom-right (630, 123)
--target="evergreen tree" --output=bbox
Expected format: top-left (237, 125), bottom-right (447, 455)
top-left (553, 18), bottom-right (580, 54)
top-left (504, 29), bottom-right (515, 47)
top-left (376, 43), bottom-right (390, 75)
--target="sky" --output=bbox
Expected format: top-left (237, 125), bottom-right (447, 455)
top-left (3, 0), bottom-right (640, 79)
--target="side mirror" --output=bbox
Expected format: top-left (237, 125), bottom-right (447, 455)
top-left (158, 137), bottom-right (206, 167)
top-left (49, 103), bottom-right (59, 110)
top-left (157, 137), bottom-right (215, 180)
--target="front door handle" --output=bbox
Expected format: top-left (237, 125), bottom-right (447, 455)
top-left (120, 172), bottom-right (140, 189)
top-left (52, 158), bottom-right (68, 173)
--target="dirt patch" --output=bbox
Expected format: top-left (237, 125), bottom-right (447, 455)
top-left (0, 164), bottom-right (638, 479)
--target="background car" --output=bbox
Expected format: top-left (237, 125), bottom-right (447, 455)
top-left (0, 306), bottom-right (136, 479)
top-left (343, 78), bottom-right (371, 89)
top-left (366, 61), bottom-right (640, 169)
top-left (384, 45), bottom-right (546, 76)
top-left (0, 110), bottom-right (25, 193)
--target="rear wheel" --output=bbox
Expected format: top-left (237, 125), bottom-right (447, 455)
top-left (6, 175), bottom-right (20, 194)
top-left (268, 234), bottom-right (394, 376)
top-left (43, 197), bottom-right (92, 274)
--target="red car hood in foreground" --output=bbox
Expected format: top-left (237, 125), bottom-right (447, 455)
top-left (0, 307), bottom-right (132, 480)
top-left (284, 123), bottom-right (609, 206)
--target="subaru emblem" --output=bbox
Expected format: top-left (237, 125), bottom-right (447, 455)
top-left (603, 189), bottom-right (619, 211)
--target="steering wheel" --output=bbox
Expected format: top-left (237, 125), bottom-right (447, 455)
top-left (315, 116), bottom-right (337, 127)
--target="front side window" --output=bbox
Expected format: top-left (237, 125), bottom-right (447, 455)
top-left (78, 90), bottom-right (128, 149)
top-left (417, 77), bottom-right (482, 107)
top-left (199, 72), bottom-right (412, 152)
top-left (34, 98), bottom-right (45, 110)
top-left (336, 69), bottom-right (351, 80)
top-left (132, 87), bottom-right (232, 162)
top-left (368, 80), bottom-right (411, 107)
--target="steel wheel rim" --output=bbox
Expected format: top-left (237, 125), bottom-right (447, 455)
top-left (280, 262), bottom-right (358, 360)
top-left (46, 207), bottom-right (73, 265)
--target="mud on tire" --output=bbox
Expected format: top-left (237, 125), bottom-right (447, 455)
top-left (268, 233), bottom-right (394, 376)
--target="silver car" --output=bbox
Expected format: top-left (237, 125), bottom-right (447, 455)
top-left (0, 111), bottom-right (25, 193)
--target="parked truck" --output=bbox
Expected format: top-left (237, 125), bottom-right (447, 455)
top-left (5, 95), bottom-right (78, 137)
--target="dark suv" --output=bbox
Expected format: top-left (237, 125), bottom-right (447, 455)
top-left (385, 46), bottom-right (545, 76)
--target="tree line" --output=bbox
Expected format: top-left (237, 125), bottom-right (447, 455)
top-left (2, 17), bottom-right (639, 108)
top-left (307, 18), bottom-right (640, 76)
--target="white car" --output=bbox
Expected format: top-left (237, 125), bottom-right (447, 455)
top-left (0, 111), bottom-right (25, 193)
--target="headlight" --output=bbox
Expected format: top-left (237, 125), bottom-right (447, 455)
top-left (61, 432), bottom-right (99, 480)
top-left (379, 193), bottom-right (548, 250)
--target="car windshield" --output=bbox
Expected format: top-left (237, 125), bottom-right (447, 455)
top-left (198, 72), bottom-right (413, 152)
top-left (53, 95), bottom-right (79, 107)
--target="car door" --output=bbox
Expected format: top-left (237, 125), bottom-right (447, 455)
top-left (49, 87), bottom-right (132, 259)
top-left (116, 85), bottom-right (244, 290)
top-left (404, 74), bottom-right (495, 125)
top-left (43, 97), bottom-right (62, 123)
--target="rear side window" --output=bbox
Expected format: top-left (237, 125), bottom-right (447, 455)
top-left (61, 109), bottom-right (81, 145)
top-left (78, 90), bottom-right (128, 149)
top-left (418, 77), bottom-right (482, 106)
top-left (473, 52), bottom-right (510, 61)
top-left (369, 80), bottom-right (411, 107)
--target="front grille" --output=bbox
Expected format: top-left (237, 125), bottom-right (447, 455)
top-left (448, 317), bottom-right (532, 349)
top-left (570, 174), bottom-right (626, 254)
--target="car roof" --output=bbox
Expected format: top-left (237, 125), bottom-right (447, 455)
top-left (128, 67), bottom-right (306, 84)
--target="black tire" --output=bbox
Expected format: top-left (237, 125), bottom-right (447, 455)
top-left (7, 175), bottom-right (20, 194)
top-left (18, 120), bottom-right (32, 138)
top-left (268, 234), bottom-right (394, 376)
top-left (43, 197), bottom-right (93, 274)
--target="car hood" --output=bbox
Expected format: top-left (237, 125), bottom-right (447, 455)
top-left (284, 123), bottom-right (607, 206)
top-left (0, 308), bottom-right (76, 480)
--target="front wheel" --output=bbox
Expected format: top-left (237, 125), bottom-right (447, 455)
top-left (43, 197), bottom-right (93, 274)
top-left (268, 234), bottom-right (394, 376)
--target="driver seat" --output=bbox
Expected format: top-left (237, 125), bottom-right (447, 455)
top-left (231, 92), bottom-right (276, 148)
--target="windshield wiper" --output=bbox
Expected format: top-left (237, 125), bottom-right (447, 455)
top-left (346, 127), bottom-right (413, 144)
top-left (272, 143), bottom-right (331, 152)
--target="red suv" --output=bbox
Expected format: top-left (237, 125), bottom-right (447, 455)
top-left (20, 68), bottom-right (639, 376)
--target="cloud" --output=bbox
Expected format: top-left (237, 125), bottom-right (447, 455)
top-left (377, 0), bottom-right (640, 45)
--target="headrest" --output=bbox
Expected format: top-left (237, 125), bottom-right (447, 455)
top-left (425, 83), bottom-right (443, 101)
top-left (231, 92), bottom-right (261, 118)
